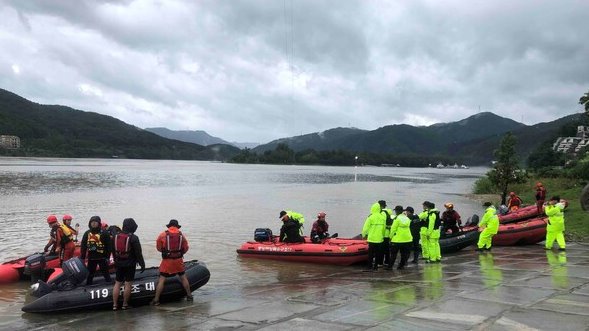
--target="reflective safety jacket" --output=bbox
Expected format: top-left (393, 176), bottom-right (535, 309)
top-left (390, 213), bottom-right (413, 243)
top-left (479, 206), bottom-right (499, 234)
top-left (545, 203), bottom-right (565, 232)
top-left (362, 203), bottom-right (386, 243)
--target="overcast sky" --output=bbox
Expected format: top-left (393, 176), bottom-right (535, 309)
top-left (1, 0), bottom-right (587, 144)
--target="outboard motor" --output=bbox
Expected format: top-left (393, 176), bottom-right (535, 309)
top-left (254, 228), bottom-right (273, 242)
top-left (31, 257), bottom-right (89, 297)
top-left (466, 214), bottom-right (480, 227)
top-left (24, 253), bottom-right (46, 284)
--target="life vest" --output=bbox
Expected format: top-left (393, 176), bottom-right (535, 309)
top-left (114, 233), bottom-right (131, 260)
top-left (87, 232), bottom-right (105, 254)
top-left (429, 211), bottom-right (441, 230)
top-left (162, 231), bottom-right (184, 259)
top-left (59, 224), bottom-right (74, 244)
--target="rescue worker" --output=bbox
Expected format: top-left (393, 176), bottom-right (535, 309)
top-left (279, 210), bottom-right (305, 235)
top-left (441, 203), bottom-right (461, 235)
top-left (418, 201), bottom-right (441, 263)
top-left (43, 215), bottom-right (60, 255)
top-left (361, 202), bottom-right (386, 271)
top-left (279, 212), bottom-right (304, 243)
top-left (544, 196), bottom-right (566, 250)
top-left (379, 200), bottom-right (393, 267)
top-left (112, 218), bottom-right (145, 310)
top-left (506, 192), bottom-right (523, 212)
top-left (80, 216), bottom-right (112, 285)
top-left (151, 219), bottom-right (192, 306)
top-left (310, 212), bottom-right (330, 243)
top-left (405, 206), bottom-right (421, 263)
top-left (57, 214), bottom-right (80, 265)
top-left (387, 205), bottom-right (413, 270)
top-left (535, 182), bottom-right (546, 214)
top-left (476, 202), bottom-right (499, 251)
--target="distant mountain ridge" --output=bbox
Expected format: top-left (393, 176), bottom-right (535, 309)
top-left (145, 127), bottom-right (259, 149)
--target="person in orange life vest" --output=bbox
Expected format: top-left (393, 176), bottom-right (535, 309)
top-left (43, 215), bottom-right (60, 255)
top-left (310, 212), bottom-right (330, 243)
top-left (507, 192), bottom-right (523, 212)
top-left (112, 218), bottom-right (145, 310)
top-left (80, 216), bottom-right (112, 285)
top-left (151, 219), bottom-right (192, 306)
top-left (60, 214), bottom-right (79, 263)
top-left (441, 203), bottom-right (461, 235)
top-left (535, 182), bottom-right (546, 214)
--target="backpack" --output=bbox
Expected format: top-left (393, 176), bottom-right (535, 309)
top-left (162, 231), bottom-right (184, 259)
top-left (254, 228), bottom-right (273, 242)
top-left (113, 233), bottom-right (131, 260)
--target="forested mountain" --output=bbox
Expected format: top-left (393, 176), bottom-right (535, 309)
top-left (145, 127), bottom-right (229, 146)
top-left (0, 89), bottom-right (240, 160)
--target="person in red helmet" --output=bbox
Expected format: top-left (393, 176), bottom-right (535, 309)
top-left (60, 215), bottom-right (79, 263)
top-left (44, 215), bottom-right (60, 255)
top-left (507, 192), bottom-right (523, 212)
top-left (535, 182), bottom-right (546, 214)
top-left (310, 212), bottom-right (331, 243)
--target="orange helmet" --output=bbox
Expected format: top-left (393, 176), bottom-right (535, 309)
top-left (536, 182), bottom-right (543, 187)
top-left (62, 214), bottom-right (73, 221)
top-left (509, 192), bottom-right (515, 196)
top-left (47, 215), bottom-right (58, 224)
top-left (444, 203), bottom-right (453, 209)
top-left (101, 222), bottom-right (108, 230)
top-left (317, 212), bottom-right (326, 218)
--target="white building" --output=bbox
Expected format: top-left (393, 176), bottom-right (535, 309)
top-left (0, 135), bottom-right (21, 149)
top-left (553, 126), bottom-right (589, 154)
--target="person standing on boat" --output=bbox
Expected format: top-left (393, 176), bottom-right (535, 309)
top-left (112, 218), bottom-right (145, 310)
top-left (441, 203), bottom-right (461, 235)
top-left (361, 202), bottom-right (386, 270)
top-left (379, 200), bottom-right (393, 267)
top-left (279, 211), bottom-right (305, 243)
top-left (405, 206), bottom-right (421, 263)
top-left (310, 212), bottom-right (330, 243)
top-left (80, 215), bottom-right (112, 285)
top-left (387, 205), bottom-right (413, 270)
top-left (507, 192), bottom-right (523, 212)
top-left (418, 201), bottom-right (441, 263)
top-left (476, 202), bottom-right (499, 251)
top-left (544, 196), bottom-right (567, 251)
top-left (151, 219), bottom-right (193, 306)
top-left (535, 182), bottom-right (547, 214)
top-left (57, 214), bottom-right (80, 265)
top-left (43, 215), bottom-right (60, 256)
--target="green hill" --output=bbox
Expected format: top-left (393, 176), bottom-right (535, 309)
top-left (0, 89), bottom-right (240, 160)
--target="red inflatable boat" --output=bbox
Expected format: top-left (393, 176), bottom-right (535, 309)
top-left (499, 205), bottom-right (543, 224)
top-left (0, 247), bottom-right (81, 284)
top-left (464, 217), bottom-right (547, 246)
top-left (237, 236), bottom-right (368, 266)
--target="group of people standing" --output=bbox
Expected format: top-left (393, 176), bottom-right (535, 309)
top-left (43, 215), bottom-right (193, 310)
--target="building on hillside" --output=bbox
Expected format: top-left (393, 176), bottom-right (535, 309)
top-left (0, 135), bottom-right (21, 149)
top-left (553, 126), bottom-right (589, 155)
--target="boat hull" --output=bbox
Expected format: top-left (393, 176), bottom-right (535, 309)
top-left (0, 247), bottom-right (81, 284)
top-left (499, 205), bottom-right (542, 224)
top-left (463, 217), bottom-right (547, 246)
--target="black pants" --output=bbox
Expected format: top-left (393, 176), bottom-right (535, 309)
top-left (87, 259), bottom-right (112, 285)
top-left (390, 242), bottom-right (412, 268)
top-left (411, 234), bottom-right (420, 261)
top-left (442, 221), bottom-right (460, 235)
top-left (367, 242), bottom-right (383, 270)
top-left (380, 238), bottom-right (390, 265)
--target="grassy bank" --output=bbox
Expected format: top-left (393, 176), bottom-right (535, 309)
top-left (473, 176), bottom-right (588, 242)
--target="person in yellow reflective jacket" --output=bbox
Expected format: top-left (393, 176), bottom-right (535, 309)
top-left (544, 196), bottom-right (566, 250)
top-left (387, 205), bottom-right (413, 270)
top-left (379, 200), bottom-right (393, 267)
top-left (362, 202), bottom-right (386, 270)
top-left (476, 202), bottom-right (499, 251)
top-left (418, 201), bottom-right (441, 263)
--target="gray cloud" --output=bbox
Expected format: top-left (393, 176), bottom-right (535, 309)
top-left (0, 0), bottom-right (587, 143)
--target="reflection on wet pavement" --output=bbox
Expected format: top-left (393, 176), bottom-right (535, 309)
top-left (7, 243), bottom-right (589, 330)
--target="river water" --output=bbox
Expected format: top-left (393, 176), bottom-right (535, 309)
top-left (0, 157), bottom-right (487, 328)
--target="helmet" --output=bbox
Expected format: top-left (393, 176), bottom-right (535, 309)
top-left (101, 222), bottom-right (108, 230)
top-left (536, 182), bottom-right (543, 187)
top-left (62, 214), bottom-right (73, 221)
top-left (47, 215), bottom-right (58, 224)
top-left (317, 212), bottom-right (326, 218)
top-left (444, 203), bottom-right (453, 209)
top-left (509, 192), bottom-right (515, 196)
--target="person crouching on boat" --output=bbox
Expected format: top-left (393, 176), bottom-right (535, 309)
top-left (362, 202), bottom-right (386, 271)
top-left (311, 212), bottom-right (330, 243)
top-left (279, 211), bottom-right (305, 243)
top-left (57, 214), bottom-right (80, 264)
top-left (279, 210), bottom-right (305, 235)
top-left (151, 219), bottom-right (193, 306)
top-left (507, 192), bottom-right (523, 212)
top-left (476, 202), bottom-right (499, 252)
top-left (544, 196), bottom-right (567, 251)
top-left (441, 203), bottom-right (461, 236)
top-left (80, 216), bottom-right (112, 285)
top-left (112, 218), bottom-right (145, 311)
